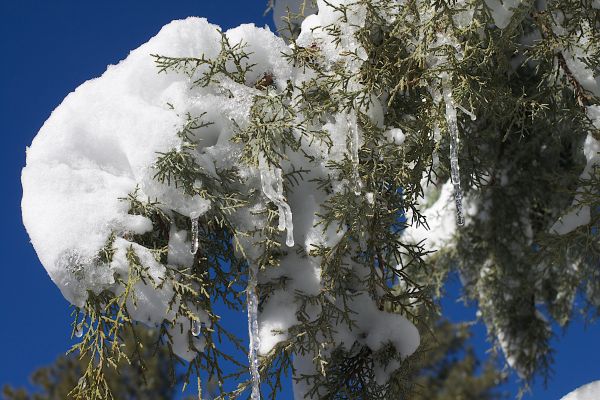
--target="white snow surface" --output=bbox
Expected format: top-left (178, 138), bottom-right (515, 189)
top-left (23, 2), bottom-right (420, 384)
top-left (22, 18), bottom-right (248, 360)
top-left (561, 381), bottom-right (600, 400)
top-left (22, 17), bottom-right (223, 305)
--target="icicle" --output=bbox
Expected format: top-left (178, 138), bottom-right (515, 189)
top-left (456, 104), bottom-right (477, 121)
top-left (190, 211), bottom-right (200, 255)
top-left (274, 168), bottom-right (286, 232)
top-left (346, 112), bottom-right (363, 195)
top-left (78, 377), bottom-right (86, 389)
top-left (442, 77), bottom-right (465, 226)
top-left (247, 263), bottom-right (261, 400)
top-left (75, 322), bottom-right (84, 338)
top-left (432, 124), bottom-right (441, 169)
top-left (258, 156), bottom-right (294, 247)
top-left (191, 319), bottom-right (201, 337)
top-left (358, 232), bottom-right (368, 252)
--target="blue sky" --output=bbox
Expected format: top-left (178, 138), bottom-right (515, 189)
top-left (0, 1), bottom-right (598, 399)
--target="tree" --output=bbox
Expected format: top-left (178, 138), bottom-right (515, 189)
top-left (20, 0), bottom-right (600, 399)
top-left (2, 317), bottom-right (505, 400)
top-left (398, 318), bottom-right (506, 400)
top-left (2, 328), bottom-right (183, 400)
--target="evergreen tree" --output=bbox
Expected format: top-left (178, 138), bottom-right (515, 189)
top-left (20, 0), bottom-right (600, 398)
top-left (2, 328), bottom-right (181, 400)
top-left (2, 318), bottom-right (505, 400)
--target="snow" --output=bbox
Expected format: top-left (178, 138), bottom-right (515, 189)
top-left (168, 228), bottom-right (194, 266)
top-left (23, 1), bottom-right (421, 390)
top-left (403, 180), bottom-right (459, 253)
top-left (552, 17), bottom-right (600, 98)
top-left (24, 0), bottom-right (600, 393)
top-left (561, 381), bottom-right (600, 400)
top-left (484, 0), bottom-right (526, 29)
top-left (23, 0), bottom-right (600, 394)
top-left (22, 18), bottom-right (221, 308)
top-left (384, 128), bottom-right (405, 146)
top-left (22, 17), bottom-right (292, 362)
top-left (545, 11), bottom-right (600, 236)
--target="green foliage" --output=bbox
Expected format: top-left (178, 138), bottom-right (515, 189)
top-left (3, 316), bottom-right (505, 400)
top-left (66, 245), bottom-right (162, 400)
top-left (44, 0), bottom-right (600, 398)
top-left (397, 318), bottom-right (507, 400)
top-left (153, 29), bottom-right (255, 87)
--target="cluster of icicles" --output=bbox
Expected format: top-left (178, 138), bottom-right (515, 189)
top-left (185, 160), bottom-right (294, 399)
top-left (181, 90), bottom-right (469, 400)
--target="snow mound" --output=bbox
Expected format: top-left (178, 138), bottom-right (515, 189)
top-left (21, 17), bottom-right (291, 360)
top-left (22, 17), bottom-right (219, 305)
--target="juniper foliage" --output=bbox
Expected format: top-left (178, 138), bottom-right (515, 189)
top-left (40, 0), bottom-right (600, 399)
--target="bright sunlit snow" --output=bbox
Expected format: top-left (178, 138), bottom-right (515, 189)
top-left (22, 3), bottom-right (419, 387)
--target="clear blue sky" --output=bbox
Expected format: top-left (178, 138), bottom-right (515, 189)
top-left (0, 1), bottom-right (598, 399)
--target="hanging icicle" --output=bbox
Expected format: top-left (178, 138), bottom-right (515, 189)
top-left (191, 319), bottom-right (201, 337)
top-left (456, 104), bottom-right (476, 121)
top-left (190, 211), bottom-right (200, 254)
top-left (247, 262), bottom-right (261, 400)
top-left (441, 76), bottom-right (465, 226)
top-left (258, 155), bottom-right (294, 247)
top-left (346, 111), bottom-right (363, 196)
top-left (75, 321), bottom-right (84, 338)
